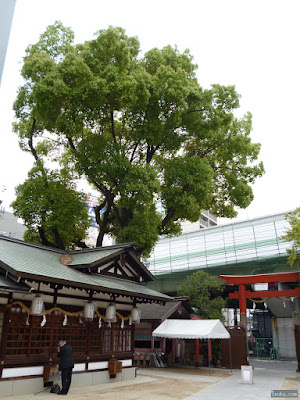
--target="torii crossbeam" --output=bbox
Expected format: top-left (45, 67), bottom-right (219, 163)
top-left (221, 271), bottom-right (300, 328)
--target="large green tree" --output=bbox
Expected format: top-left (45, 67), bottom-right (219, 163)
top-left (178, 270), bottom-right (226, 320)
top-left (12, 22), bottom-right (264, 254)
top-left (282, 208), bottom-right (300, 268)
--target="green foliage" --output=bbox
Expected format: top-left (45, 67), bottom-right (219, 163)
top-left (282, 208), bottom-right (300, 268)
top-left (11, 166), bottom-right (90, 250)
top-left (178, 270), bottom-right (226, 320)
top-left (12, 22), bottom-right (264, 254)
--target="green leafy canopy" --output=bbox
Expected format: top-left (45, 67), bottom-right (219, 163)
top-left (12, 22), bottom-right (264, 253)
top-left (178, 270), bottom-right (226, 320)
top-left (282, 208), bottom-right (300, 268)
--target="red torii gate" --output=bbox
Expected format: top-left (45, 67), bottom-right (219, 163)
top-left (220, 271), bottom-right (300, 329)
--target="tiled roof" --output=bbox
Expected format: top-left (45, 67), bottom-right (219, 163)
top-left (0, 236), bottom-right (171, 302)
top-left (0, 236), bottom-right (96, 287)
top-left (68, 248), bottom-right (123, 266)
top-left (69, 245), bottom-right (154, 281)
top-left (138, 301), bottom-right (182, 320)
top-left (89, 274), bottom-right (171, 301)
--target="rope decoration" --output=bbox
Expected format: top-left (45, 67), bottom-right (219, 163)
top-left (249, 296), bottom-right (299, 304)
top-left (7, 300), bottom-right (132, 321)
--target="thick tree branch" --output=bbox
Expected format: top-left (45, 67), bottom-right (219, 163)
top-left (28, 118), bottom-right (39, 162)
top-left (183, 108), bottom-right (204, 116)
top-left (159, 207), bottom-right (176, 232)
top-left (37, 226), bottom-right (56, 248)
top-left (66, 135), bottom-right (111, 197)
top-left (96, 200), bottom-right (113, 247)
top-left (110, 111), bottom-right (116, 140)
top-left (146, 145), bottom-right (159, 164)
top-left (52, 228), bottom-right (65, 250)
top-left (130, 141), bottom-right (140, 163)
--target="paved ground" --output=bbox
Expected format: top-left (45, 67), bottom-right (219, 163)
top-left (2, 362), bottom-right (300, 400)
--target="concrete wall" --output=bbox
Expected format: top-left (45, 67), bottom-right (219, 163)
top-left (0, 366), bottom-right (136, 398)
top-left (272, 317), bottom-right (296, 359)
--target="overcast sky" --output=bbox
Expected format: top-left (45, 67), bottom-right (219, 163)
top-left (1, 0), bottom-right (299, 223)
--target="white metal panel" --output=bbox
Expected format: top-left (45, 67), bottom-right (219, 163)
top-left (88, 361), bottom-right (108, 370)
top-left (2, 366), bottom-right (43, 378)
top-left (73, 363), bottom-right (85, 372)
top-left (121, 359), bottom-right (132, 367)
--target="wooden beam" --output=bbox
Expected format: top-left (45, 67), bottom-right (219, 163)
top-left (221, 272), bottom-right (300, 285)
top-left (229, 287), bottom-right (300, 299)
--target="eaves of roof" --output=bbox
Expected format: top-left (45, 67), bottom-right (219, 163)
top-left (0, 274), bottom-right (31, 294)
top-left (88, 274), bottom-right (172, 302)
top-left (0, 236), bottom-right (169, 302)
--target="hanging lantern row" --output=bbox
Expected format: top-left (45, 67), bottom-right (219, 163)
top-left (9, 296), bottom-right (142, 325)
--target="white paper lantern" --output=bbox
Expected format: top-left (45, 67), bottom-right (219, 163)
top-left (131, 306), bottom-right (141, 324)
top-left (31, 295), bottom-right (44, 316)
top-left (84, 302), bottom-right (95, 321)
top-left (106, 302), bottom-right (117, 323)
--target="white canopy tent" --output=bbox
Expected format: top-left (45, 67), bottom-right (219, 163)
top-left (152, 319), bottom-right (230, 339)
top-left (152, 319), bottom-right (231, 373)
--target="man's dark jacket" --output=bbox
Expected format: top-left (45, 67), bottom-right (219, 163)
top-left (57, 343), bottom-right (74, 371)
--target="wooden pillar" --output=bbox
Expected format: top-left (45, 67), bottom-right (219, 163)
top-left (162, 337), bottom-right (166, 353)
top-left (151, 322), bottom-right (155, 351)
top-left (172, 339), bottom-right (176, 362)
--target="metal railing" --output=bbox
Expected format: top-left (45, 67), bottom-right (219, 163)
top-left (249, 337), bottom-right (278, 360)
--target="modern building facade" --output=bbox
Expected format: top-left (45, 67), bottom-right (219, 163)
top-left (146, 211), bottom-right (294, 293)
top-left (0, 0), bottom-right (16, 85)
top-left (0, 211), bottom-right (27, 240)
top-left (145, 211), bottom-right (300, 362)
top-left (181, 210), bottom-right (217, 234)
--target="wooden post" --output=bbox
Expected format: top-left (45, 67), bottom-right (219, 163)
top-left (162, 337), bottom-right (166, 353)
top-left (151, 322), bottom-right (155, 351)
top-left (172, 339), bottom-right (176, 362)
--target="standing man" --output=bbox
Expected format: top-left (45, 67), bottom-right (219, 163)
top-left (57, 340), bottom-right (74, 395)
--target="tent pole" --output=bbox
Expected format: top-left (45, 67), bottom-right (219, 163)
top-left (208, 339), bottom-right (211, 375)
top-left (195, 339), bottom-right (200, 367)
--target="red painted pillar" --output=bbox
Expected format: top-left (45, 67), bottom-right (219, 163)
top-left (239, 284), bottom-right (247, 314)
top-left (195, 339), bottom-right (200, 367)
top-left (191, 316), bottom-right (203, 367)
top-left (239, 284), bottom-right (247, 330)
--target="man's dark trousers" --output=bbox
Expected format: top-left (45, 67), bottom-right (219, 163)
top-left (61, 367), bottom-right (72, 394)
top-left (58, 343), bottom-right (74, 395)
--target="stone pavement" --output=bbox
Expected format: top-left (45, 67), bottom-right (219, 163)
top-left (185, 361), bottom-right (300, 400)
top-left (0, 363), bottom-right (299, 400)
